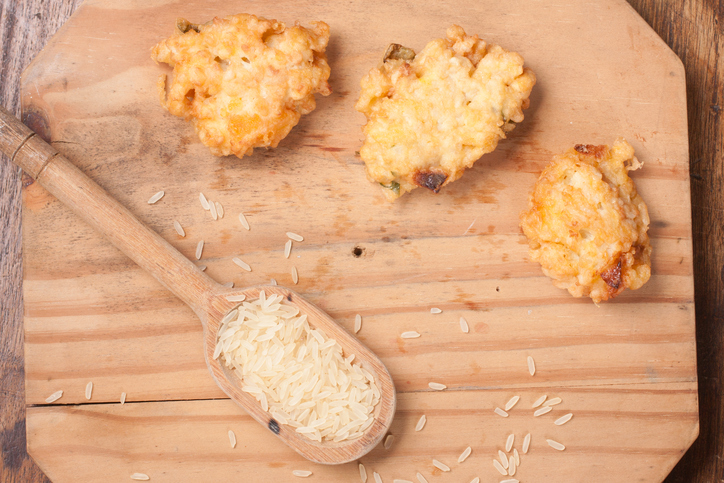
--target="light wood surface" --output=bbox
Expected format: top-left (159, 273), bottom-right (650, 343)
top-left (2, 0), bottom-right (704, 481)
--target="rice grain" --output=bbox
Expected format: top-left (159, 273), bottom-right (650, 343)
top-left (285, 239), bottom-right (292, 258)
top-left (416, 473), bottom-right (428, 483)
top-left (199, 192), bottom-right (210, 210)
top-left (228, 429), bottom-right (237, 448)
top-left (532, 395), bottom-right (547, 408)
top-left (359, 463), bottom-right (367, 483)
top-left (430, 308), bottom-right (442, 314)
top-left (393, 480), bottom-right (413, 483)
top-left (493, 459), bottom-right (507, 476)
top-left (415, 414), bottom-right (426, 431)
top-left (432, 459), bottom-right (450, 472)
top-left (222, 282), bottom-right (234, 288)
top-left (147, 191), bottom-right (164, 204)
top-left (533, 406), bottom-right (553, 417)
top-left (85, 382), bottom-right (93, 400)
top-left (469, 478), bottom-right (480, 483)
top-left (215, 201), bottom-right (224, 218)
top-left (209, 200), bottom-right (218, 220)
top-left (384, 434), bottom-right (394, 449)
top-left (508, 455), bottom-right (516, 476)
top-left (494, 407), bottom-right (509, 418)
top-left (555, 413), bottom-right (573, 425)
top-left (458, 446), bottom-right (472, 463)
top-left (292, 266), bottom-right (299, 284)
top-left (195, 240), bottom-right (204, 260)
top-left (505, 433), bottom-right (515, 452)
top-left (292, 470), bottom-right (312, 477)
top-left (527, 356), bottom-right (536, 376)
top-left (428, 382), bottom-right (446, 391)
top-left (130, 474), bottom-right (150, 481)
top-left (232, 257), bottom-right (252, 272)
top-left (459, 317), bottom-right (469, 333)
top-left (121, 392), bottom-right (127, 404)
top-left (514, 448), bottom-right (520, 466)
top-left (45, 390), bottom-right (63, 403)
top-left (498, 450), bottom-right (508, 469)
top-left (354, 314), bottom-right (362, 333)
top-left (226, 294), bottom-right (247, 302)
top-left (173, 220), bottom-right (185, 237)
top-left (547, 439), bottom-right (565, 451)
top-left (505, 395), bottom-right (520, 411)
top-left (238, 212), bottom-right (250, 230)
top-left (287, 232), bottom-right (304, 242)
top-left (401, 331), bottom-right (420, 339)
top-left (522, 433), bottom-right (531, 454)
top-left (373, 472), bottom-right (383, 483)
top-left (544, 397), bottom-right (562, 407)
top-left (500, 479), bottom-right (519, 483)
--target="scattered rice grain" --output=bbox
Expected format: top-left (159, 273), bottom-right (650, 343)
top-left (359, 463), bottom-right (367, 483)
top-left (505, 433), bottom-right (515, 452)
top-left (287, 232), bottom-right (304, 242)
top-left (494, 407), bottom-right (509, 418)
top-left (416, 473), bottom-right (428, 483)
top-left (222, 282), bottom-right (234, 288)
top-left (199, 192), bottom-right (210, 210)
top-left (459, 316), bottom-right (469, 333)
top-left (505, 395), bottom-right (520, 411)
top-left (270, 279), bottom-right (277, 285)
top-left (401, 331), bottom-right (420, 339)
top-left (147, 191), bottom-right (164, 204)
top-left (85, 382), bottom-right (93, 400)
top-left (458, 446), bottom-right (472, 463)
top-left (215, 201), bottom-right (224, 218)
top-left (544, 397), bottom-right (562, 407)
top-left (469, 478), bottom-right (480, 483)
top-left (198, 265), bottom-right (207, 271)
top-left (373, 472), bottom-right (383, 483)
top-left (532, 395), bottom-right (547, 408)
top-left (522, 433), bottom-right (531, 454)
top-left (493, 459), bottom-right (507, 476)
top-left (508, 455), bottom-right (516, 476)
top-left (415, 415), bottom-right (426, 431)
top-left (534, 406), bottom-right (553, 417)
top-left (121, 392), bottom-right (127, 404)
top-left (384, 434), bottom-right (394, 449)
top-left (228, 429), bottom-right (237, 448)
top-left (238, 212), bottom-right (250, 230)
top-left (393, 480), bottom-right (413, 483)
top-left (195, 240), bottom-right (204, 260)
top-left (354, 314), bottom-right (362, 333)
top-left (498, 450), bottom-right (508, 469)
top-left (547, 439), bottom-right (565, 451)
top-left (500, 479), bottom-right (519, 483)
top-left (226, 294), bottom-right (246, 302)
top-left (428, 382), bottom-right (446, 391)
top-left (285, 239), bottom-right (292, 258)
top-left (209, 199), bottom-right (218, 220)
top-left (45, 390), bottom-right (63, 403)
top-left (130, 474), bottom-right (150, 481)
top-left (292, 470), bottom-right (312, 477)
top-left (554, 413), bottom-right (573, 425)
top-left (514, 448), bottom-right (520, 466)
top-left (527, 355), bottom-right (536, 376)
top-left (432, 459), bottom-right (450, 472)
top-left (173, 220), bottom-right (185, 237)
top-left (292, 266), bottom-right (299, 284)
top-left (430, 308), bottom-right (442, 314)
top-left (232, 257), bottom-right (251, 272)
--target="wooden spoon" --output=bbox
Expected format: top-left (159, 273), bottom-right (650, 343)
top-left (0, 106), bottom-right (396, 465)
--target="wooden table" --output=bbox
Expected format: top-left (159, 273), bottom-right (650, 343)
top-left (0, 1), bottom-right (721, 481)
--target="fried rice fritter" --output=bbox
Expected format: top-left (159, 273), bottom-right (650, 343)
top-left (151, 14), bottom-right (331, 158)
top-left (355, 26), bottom-right (536, 200)
top-left (519, 139), bottom-right (652, 303)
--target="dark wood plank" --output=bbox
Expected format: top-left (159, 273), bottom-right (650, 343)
top-left (0, 2), bottom-right (83, 482)
top-left (0, 0), bottom-right (720, 482)
top-left (623, 1), bottom-right (724, 482)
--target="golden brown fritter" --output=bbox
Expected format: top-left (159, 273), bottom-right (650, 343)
top-left (355, 26), bottom-right (536, 200)
top-left (151, 14), bottom-right (331, 158)
top-left (519, 139), bottom-right (652, 303)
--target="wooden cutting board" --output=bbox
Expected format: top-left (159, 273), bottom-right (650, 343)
top-left (19, 0), bottom-right (696, 482)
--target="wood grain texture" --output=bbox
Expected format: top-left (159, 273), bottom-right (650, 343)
top-left (0, 0), bottom-right (717, 482)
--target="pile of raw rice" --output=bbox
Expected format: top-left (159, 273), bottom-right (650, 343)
top-left (213, 291), bottom-right (380, 442)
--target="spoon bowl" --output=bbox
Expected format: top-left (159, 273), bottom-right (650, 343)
top-left (0, 106), bottom-right (396, 464)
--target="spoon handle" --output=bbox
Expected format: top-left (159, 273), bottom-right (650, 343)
top-left (0, 105), bottom-right (218, 316)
